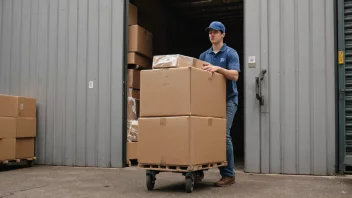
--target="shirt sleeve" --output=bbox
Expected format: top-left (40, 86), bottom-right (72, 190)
top-left (199, 52), bottom-right (205, 61)
top-left (227, 49), bottom-right (241, 72)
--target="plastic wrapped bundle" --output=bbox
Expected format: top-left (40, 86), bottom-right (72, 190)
top-left (127, 120), bottom-right (138, 142)
top-left (152, 54), bottom-right (204, 69)
top-left (127, 89), bottom-right (139, 142)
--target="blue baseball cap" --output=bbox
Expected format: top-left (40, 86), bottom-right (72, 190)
top-left (205, 21), bottom-right (225, 33)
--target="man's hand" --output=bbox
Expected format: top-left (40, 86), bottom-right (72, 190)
top-left (203, 63), bottom-right (221, 73)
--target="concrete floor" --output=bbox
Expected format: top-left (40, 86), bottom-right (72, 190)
top-left (0, 165), bottom-right (351, 198)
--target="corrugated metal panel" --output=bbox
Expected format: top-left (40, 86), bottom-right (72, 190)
top-left (245, 0), bottom-right (336, 175)
top-left (342, 0), bottom-right (352, 170)
top-left (0, 0), bottom-right (125, 167)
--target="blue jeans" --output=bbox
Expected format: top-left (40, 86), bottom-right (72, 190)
top-left (219, 99), bottom-right (237, 177)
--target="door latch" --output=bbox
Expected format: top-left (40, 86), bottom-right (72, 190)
top-left (255, 69), bottom-right (267, 106)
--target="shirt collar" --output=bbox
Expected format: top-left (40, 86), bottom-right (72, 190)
top-left (208, 43), bottom-right (227, 54)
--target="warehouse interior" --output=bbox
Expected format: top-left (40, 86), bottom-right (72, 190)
top-left (129, 0), bottom-right (245, 167)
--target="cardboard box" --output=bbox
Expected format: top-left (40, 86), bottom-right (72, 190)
top-left (0, 118), bottom-right (36, 139)
top-left (16, 138), bottom-right (35, 159)
top-left (0, 138), bottom-right (16, 161)
top-left (140, 67), bottom-right (226, 118)
top-left (129, 3), bottom-right (138, 25)
top-left (127, 142), bottom-right (138, 160)
top-left (138, 116), bottom-right (226, 165)
top-left (16, 118), bottom-right (36, 138)
top-left (127, 88), bottom-right (140, 99)
top-left (0, 118), bottom-right (16, 139)
top-left (152, 54), bottom-right (204, 69)
top-left (128, 69), bottom-right (140, 89)
top-left (128, 52), bottom-right (151, 69)
top-left (0, 94), bottom-right (36, 117)
top-left (128, 25), bottom-right (153, 59)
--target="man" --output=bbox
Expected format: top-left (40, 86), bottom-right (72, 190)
top-left (199, 21), bottom-right (240, 187)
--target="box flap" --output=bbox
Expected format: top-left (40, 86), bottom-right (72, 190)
top-left (190, 117), bottom-right (226, 165)
top-left (190, 67), bottom-right (226, 118)
top-left (138, 117), bottom-right (191, 165)
top-left (140, 68), bottom-right (190, 117)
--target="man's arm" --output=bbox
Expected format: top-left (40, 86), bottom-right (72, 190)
top-left (203, 49), bottom-right (240, 81)
top-left (203, 63), bottom-right (239, 81)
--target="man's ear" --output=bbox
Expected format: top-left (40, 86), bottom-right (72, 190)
top-left (222, 33), bottom-right (225, 39)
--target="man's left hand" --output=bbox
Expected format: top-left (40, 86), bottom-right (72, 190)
top-left (203, 63), bottom-right (221, 73)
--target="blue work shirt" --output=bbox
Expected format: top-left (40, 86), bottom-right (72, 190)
top-left (199, 43), bottom-right (240, 104)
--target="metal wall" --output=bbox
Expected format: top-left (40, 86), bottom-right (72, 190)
top-left (245, 0), bottom-right (336, 175)
top-left (0, 0), bottom-right (125, 167)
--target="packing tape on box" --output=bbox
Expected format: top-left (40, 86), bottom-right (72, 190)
top-left (160, 118), bottom-right (166, 126)
top-left (208, 118), bottom-right (213, 126)
top-left (208, 72), bottom-right (213, 80)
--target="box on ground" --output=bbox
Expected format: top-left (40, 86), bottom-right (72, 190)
top-left (0, 94), bottom-right (36, 117)
top-left (128, 52), bottom-right (152, 69)
top-left (152, 54), bottom-right (204, 69)
top-left (129, 3), bottom-right (138, 25)
top-left (128, 69), bottom-right (140, 89)
top-left (16, 138), bottom-right (35, 159)
top-left (0, 138), bottom-right (16, 161)
top-left (140, 67), bottom-right (226, 118)
top-left (127, 142), bottom-right (138, 161)
top-left (128, 25), bottom-right (153, 59)
top-left (0, 117), bottom-right (36, 138)
top-left (138, 116), bottom-right (226, 166)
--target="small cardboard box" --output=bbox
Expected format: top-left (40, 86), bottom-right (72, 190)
top-left (152, 54), bottom-right (204, 69)
top-left (0, 117), bottom-right (36, 139)
top-left (138, 116), bottom-right (226, 165)
top-left (0, 94), bottom-right (36, 117)
top-left (16, 138), bottom-right (35, 159)
top-left (140, 67), bottom-right (226, 118)
top-left (128, 52), bottom-right (151, 69)
top-left (128, 25), bottom-right (153, 59)
top-left (0, 138), bottom-right (16, 161)
top-left (127, 69), bottom-right (140, 89)
top-left (129, 3), bottom-right (138, 25)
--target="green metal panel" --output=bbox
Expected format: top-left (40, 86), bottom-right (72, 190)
top-left (338, 0), bottom-right (352, 173)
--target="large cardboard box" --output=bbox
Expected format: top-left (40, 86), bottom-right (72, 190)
top-left (127, 142), bottom-right (138, 160)
top-left (128, 69), bottom-right (140, 89)
top-left (128, 52), bottom-right (151, 69)
top-left (0, 94), bottom-right (36, 117)
top-left (16, 138), bottom-right (35, 159)
top-left (140, 67), bottom-right (226, 118)
top-left (128, 25), bottom-right (153, 59)
top-left (138, 116), bottom-right (226, 165)
top-left (129, 3), bottom-right (138, 25)
top-left (152, 54), bottom-right (204, 69)
top-left (0, 138), bottom-right (16, 161)
top-left (0, 118), bottom-right (36, 138)
top-left (0, 118), bottom-right (16, 138)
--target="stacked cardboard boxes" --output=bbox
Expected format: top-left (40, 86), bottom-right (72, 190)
top-left (138, 55), bottom-right (227, 167)
top-left (0, 94), bottom-right (36, 162)
top-left (126, 3), bottom-right (153, 166)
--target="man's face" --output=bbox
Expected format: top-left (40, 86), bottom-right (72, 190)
top-left (209, 29), bottom-right (224, 44)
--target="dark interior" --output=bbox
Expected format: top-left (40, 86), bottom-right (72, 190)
top-left (130, 0), bottom-right (244, 167)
